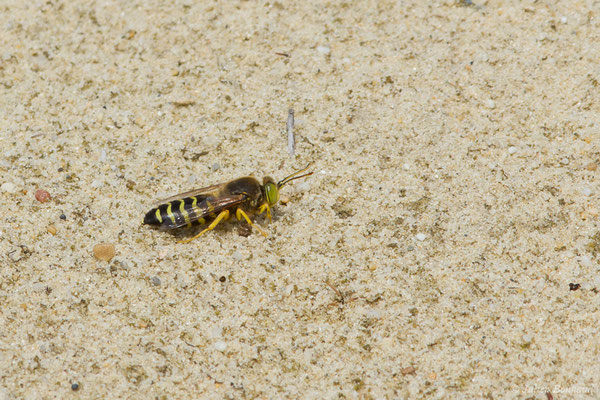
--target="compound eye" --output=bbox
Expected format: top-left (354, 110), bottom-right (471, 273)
top-left (265, 183), bottom-right (279, 205)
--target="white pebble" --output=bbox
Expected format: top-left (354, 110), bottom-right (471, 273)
top-left (560, 16), bottom-right (567, 24)
top-left (508, 146), bottom-right (517, 155)
top-left (581, 187), bottom-right (592, 196)
top-left (522, 334), bottom-right (532, 343)
top-left (1, 182), bottom-right (16, 193)
top-left (158, 248), bottom-right (169, 260)
top-left (214, 341), bottom-right (227, 352)
top-left (31, 282), bottom-right (47, 292)
top-left (580, 254), bottom-right (592, 267)
top-left (232, 251), bottom-right (244, 261)
top-left (364, 308), bottom-right (382, 319)
top-left (91, 179), bottom-right (103, 188)
top-left (99, 149), bottom-right (107, 162)
top-left (317, 45), bottom-right (331, 55)
top-left (296, 181), bottom-right (311, 192)
top-left (415, 233), bottom-right (427, 241)
top-left (403, 163), bottom-right (410, 170)
top-left (485, 99), bottom-right (495, 109)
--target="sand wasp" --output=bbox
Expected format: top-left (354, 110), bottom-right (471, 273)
top-left (143, 165), bottom-right (313, 243)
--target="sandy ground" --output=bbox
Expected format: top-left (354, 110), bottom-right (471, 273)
top-left (1, 0), bottom-right (599, 398)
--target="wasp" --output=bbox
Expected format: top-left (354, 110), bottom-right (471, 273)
top-left (143, 165), bottom-right (313, 243)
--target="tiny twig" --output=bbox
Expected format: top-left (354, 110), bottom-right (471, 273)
top-left (275, 52), bottom-right (290, 57)
top-left (325, 279), bottom-right (345, 304)
top-left (287, 108), bottom-right (295, 156)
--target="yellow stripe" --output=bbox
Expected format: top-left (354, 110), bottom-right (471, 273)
top-left (179, 200), bottom-right (191, 227)
top-left (166, 203), bottom-right (176, 225)
top-left (189, 197), bottom-right (206, 225)
top-left (155, 208), bottom-right (162, 223)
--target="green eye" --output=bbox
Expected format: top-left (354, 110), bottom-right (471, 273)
top-left (265, 183), bottom-right (279, 205)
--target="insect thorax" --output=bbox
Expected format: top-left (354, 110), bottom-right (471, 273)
top-left (224, 177), bottom-right (264, 209)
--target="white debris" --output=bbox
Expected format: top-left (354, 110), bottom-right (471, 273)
top-left (1, 182), bottom-right (16, 193)
top-left (214, 341), bottom-right (227, 352)
top-left (317, 45), bottom-right (331, 55)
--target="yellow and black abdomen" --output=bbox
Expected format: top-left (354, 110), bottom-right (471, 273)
top-left (143, 197), bottom-right (206, 229)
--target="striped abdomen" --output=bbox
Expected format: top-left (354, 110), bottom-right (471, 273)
top-left (144, 197), bottom-right (207, 229)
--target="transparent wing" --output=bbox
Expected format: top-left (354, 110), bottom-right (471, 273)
top-left (151, 183), bottom-right (225, 208)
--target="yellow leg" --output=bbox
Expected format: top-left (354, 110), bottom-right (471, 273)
top-left (258, 203), bottom-right (272, 222)
top-left (178, 210), bottom-right (229, 244)
top-left (236, 208), bottom-right (268, 237)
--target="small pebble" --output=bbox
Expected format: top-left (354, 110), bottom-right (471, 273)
top-left (214, 341), bottom-right (227, 352)
top-left (485, 99), bottom-right (495, 109)
top-left (232, 251), bottom-right (244, 261)
top-left (71, 383), bottom-right (79, 391)
top-left (584, 162), bottom-right (597, 171)
top-left (93, 243), bottom-right (116, 262)
top-left (211, 163), bottom-right (220, 171)
top-left (581, 187), bottom-right (592, 196)
top-left (415, 233), bottom-right (427, 241)
top-left (35, 189), bottom-right (51, 203)
top-left (158, 248), bottom-right (169, 260)
top-left (150, 276), bottom-right (161, 286)
top-left (560, 16), bottom-right (567, 24)
top-left (1, 182), bottom-right (16, 193)
top-left (59, 214), bottom-right (67, 220)
top-left (47, 225), bottom-right (57, 235)
top-left (237, 223), bottom-right (252, 237)
top-left (279, 194), bottom-right (290, 205)
top-left (403, 163), bottom-right (410, 170)
top-left (317, 45), bottom-right (331, 55)
top-left (508, 146), bottom-right (517, 155)
top-left (90, 179), bottom-right (103, 188)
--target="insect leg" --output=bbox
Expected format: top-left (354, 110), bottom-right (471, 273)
top-left (258, 203), bottom-right (272, 222)
top-left (236, 208), bottom-right (268, 237)
top-left (178, 209), bottom-right (230, 244)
